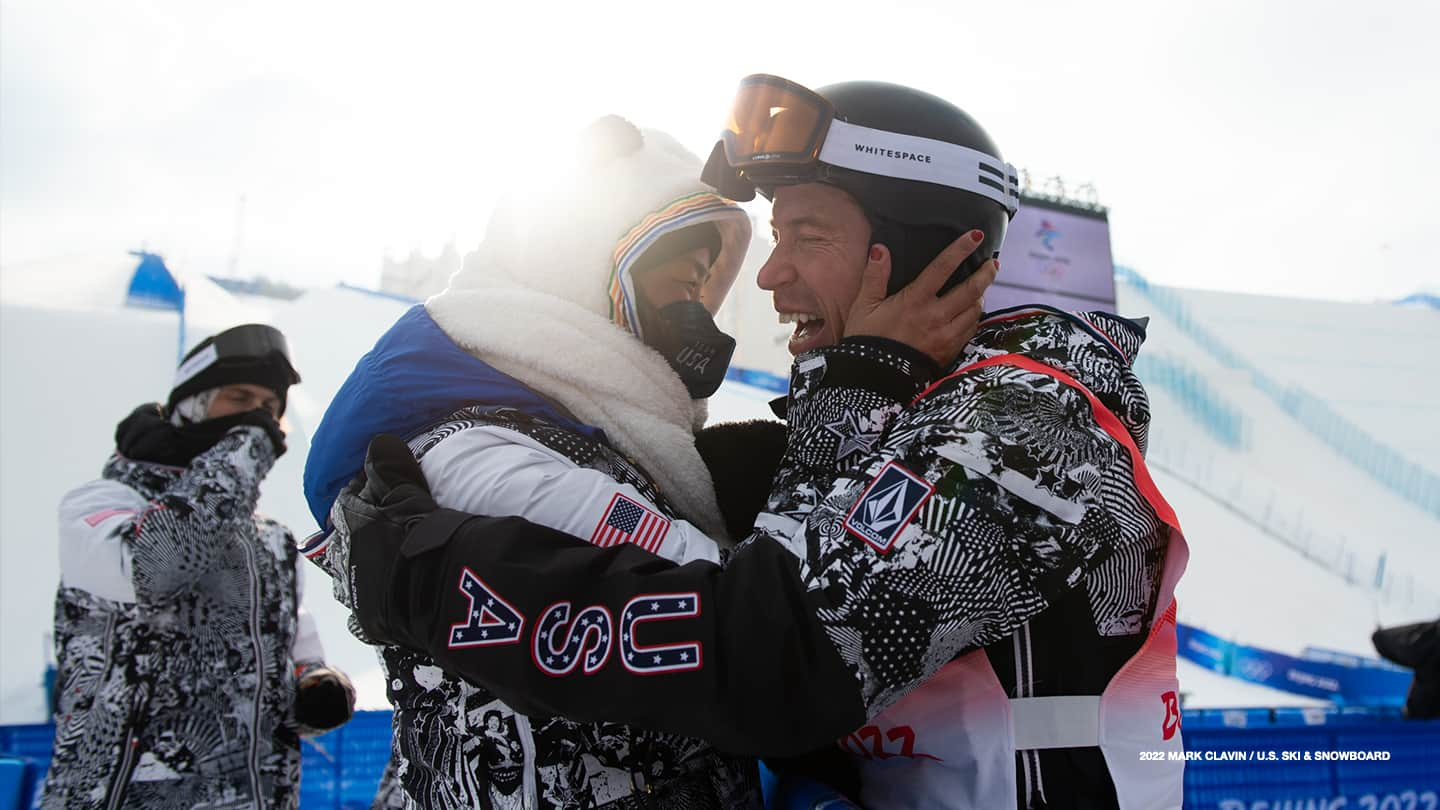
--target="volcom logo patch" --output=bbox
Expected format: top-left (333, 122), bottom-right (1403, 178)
top-left (843, 461), bottom-right (934, 553)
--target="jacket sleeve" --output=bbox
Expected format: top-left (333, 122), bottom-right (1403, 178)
top-left (122, 427), bottom-right (277, 605)
top-left (417, 425), bottom-right (723, 565)
top-left (57, 480), bottom-right (149, 602)
top-left (56, 427), bottom-right (276, 605)
top-left (341, 481), bottom-right (866, 757)
top-left (292, 554), bottom-right (327, 668)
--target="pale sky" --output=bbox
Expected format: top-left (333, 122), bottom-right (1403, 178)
top-left (2, 0), bottom-right (1436, 302)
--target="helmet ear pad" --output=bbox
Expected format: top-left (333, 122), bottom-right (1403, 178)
top-left (838, 170), bottom-right (1007, 297)
top-left (868, 219), bottom-right (961, 297)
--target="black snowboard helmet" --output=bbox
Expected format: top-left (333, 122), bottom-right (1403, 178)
top-left (167, 323), bottom-right (302, 416)
top-left (703, 75), bottom-right (1019, 295)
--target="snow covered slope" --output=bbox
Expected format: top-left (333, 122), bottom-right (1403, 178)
top-left (1166, 286), bottom-right (1440, 465)
top-left (1114, 278), bottom-right (1439, 608)
top-left (1112, 279), bottom-right (1440, 705)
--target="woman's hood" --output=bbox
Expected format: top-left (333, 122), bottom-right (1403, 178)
top-left (439, 115), bottom-right (750, 338)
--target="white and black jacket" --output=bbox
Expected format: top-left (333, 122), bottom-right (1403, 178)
top-left (43, 426), bottom-right (329, 810)
top-left (331, 308), bottom-right (1189, 809)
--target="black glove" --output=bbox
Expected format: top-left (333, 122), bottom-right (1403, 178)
top-left (294, 667), bottom-right (355, 732)
top-left (340, 434), bottom-right (447, 647)
top-left (1405, 676), bottom-right (1440, 720)
top-left (227, 407), bottom-right (287, 458)
top-left (115, 403), bottom-right (237, 467)
top-left (361, 433), bottom-right (435, 510)
top-left (694, 419), bottom-right (787, 540)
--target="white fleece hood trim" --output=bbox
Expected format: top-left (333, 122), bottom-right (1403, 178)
top-left (607, 194), bottom-right (752, 342)
top-left (427, 286), bottom-right (729, 541)
top-left (427, 118), bottom-right (751, 542)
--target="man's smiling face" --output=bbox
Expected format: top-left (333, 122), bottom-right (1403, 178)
top-left (756, 183), bottom-right (873, 356)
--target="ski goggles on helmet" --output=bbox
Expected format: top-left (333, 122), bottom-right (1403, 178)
top-left (704, 74), bottom-right (1021, 215)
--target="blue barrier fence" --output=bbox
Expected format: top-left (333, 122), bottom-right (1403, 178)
top-left (724, 365), bottom-right (789, 394)
top-left (1132, 353), bottom-right (1250, 450)
top-left (4, 709), bottom-right (1437, 809)
top-left (1115, 265), bottom-right (1440, 521)
top-left (0, 712), bottom-right (393, 810)
top-left (1180, 715), bottom-right (1440, 810)
top-left (1178, 624), bottom-right (1413, 706)
top-left (334, 282), bottom-right (422, 306)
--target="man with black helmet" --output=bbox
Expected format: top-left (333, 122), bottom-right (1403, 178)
top-left (43, 324), bottom-right (355, 810)
top-left (331, 77), bottom-right (1186, 810)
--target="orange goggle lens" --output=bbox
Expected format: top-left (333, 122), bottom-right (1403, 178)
top-left (721, 75), bottom-right (833, 168)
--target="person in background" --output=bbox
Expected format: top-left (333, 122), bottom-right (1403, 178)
top-left (1373, 618), bottom-right (1440, 719)
top-left (43, 324), bottom-right (354, 810)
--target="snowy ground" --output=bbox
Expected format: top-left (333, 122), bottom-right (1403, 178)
top-left (1167, 286), bottom-right (1440, 464)
top-left (1112, 281), bottom-right (1440, 652)
top-left (2, 254), bottom-right (1437, 722)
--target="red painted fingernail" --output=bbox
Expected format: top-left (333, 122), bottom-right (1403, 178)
top-left (870, 245), bottom-right (883, 261)
top-left (971, 230), bottom-right (984, 242)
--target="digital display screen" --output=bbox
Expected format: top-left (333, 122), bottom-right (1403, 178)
top-left (990, 197), bottom-right (1116, 314)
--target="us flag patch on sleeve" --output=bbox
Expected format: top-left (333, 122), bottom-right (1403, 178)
top-left (843, 461), bottom-right (934, 553)
top-left (589, 493), bottom-right (670, 553)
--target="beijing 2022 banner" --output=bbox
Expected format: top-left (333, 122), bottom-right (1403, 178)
top-left (991, 196), bottom-right (1118, 314)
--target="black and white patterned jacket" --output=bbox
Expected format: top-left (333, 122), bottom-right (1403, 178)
top-left (43, 427), bottom-right (325, 810)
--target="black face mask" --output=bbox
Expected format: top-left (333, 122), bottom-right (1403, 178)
top-left (644, 301), bottom-right (736, 399)
top-left (115, 403), bottom-right (259, 467)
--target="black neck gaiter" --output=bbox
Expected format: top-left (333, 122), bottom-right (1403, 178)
top-left (114, 403), bottom-right (253, 467)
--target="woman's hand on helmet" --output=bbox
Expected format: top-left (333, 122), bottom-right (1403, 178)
top-left (845, 229), bottom-right (998, 368)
